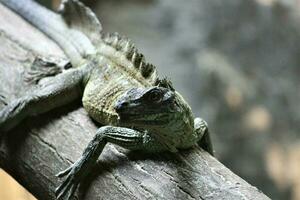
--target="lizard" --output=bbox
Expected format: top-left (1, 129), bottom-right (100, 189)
top-left (0, 0), bottom-right (214, 199)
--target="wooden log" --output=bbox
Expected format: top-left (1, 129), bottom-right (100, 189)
top-left (0, 3), bottom-right (270, 200)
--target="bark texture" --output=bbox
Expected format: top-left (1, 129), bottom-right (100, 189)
top-left (0, 4), bottom-right (270, 200)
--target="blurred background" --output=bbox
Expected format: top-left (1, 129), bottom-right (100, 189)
top-left (1, 0), bottom-right (300, 199)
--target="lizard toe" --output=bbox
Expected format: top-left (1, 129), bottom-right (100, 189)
top-left (56, 174), bottom-right (79, 200)
top-left (56, 164), bottom-right (74, 178)
top-left (56, 163), bottom-right (82, 200)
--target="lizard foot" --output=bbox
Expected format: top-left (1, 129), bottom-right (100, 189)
top-left (55, 163), bottom-right (82, 200)
top-left (24, 56), bottom-right (70, 84)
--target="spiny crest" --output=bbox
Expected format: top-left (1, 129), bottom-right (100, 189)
top-left (155, 77), bottom-right (175, 91)
top-left (101, 32), bottom-right (156, 79)
top-left (102, 32), bottom-right (134, 52)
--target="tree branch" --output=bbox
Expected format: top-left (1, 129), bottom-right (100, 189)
top-left (0, 4), bottom-right (270, 200)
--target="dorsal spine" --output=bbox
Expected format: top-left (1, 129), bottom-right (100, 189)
top-left (101, 32), bottom-right (157, 81)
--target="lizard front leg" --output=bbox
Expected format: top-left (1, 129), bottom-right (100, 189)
top-left (55, 126), bottom-right (164, 200)
top-left (0, 67), bottom-right (86, 133)
top-left (194, 117), bottom-right (214, 156)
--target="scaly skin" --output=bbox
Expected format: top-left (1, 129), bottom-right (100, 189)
top-left (0, 0), bottom-right (214, 199)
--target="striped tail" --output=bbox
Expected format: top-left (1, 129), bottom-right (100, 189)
top-left (0, 0), bottom-right (97, 67)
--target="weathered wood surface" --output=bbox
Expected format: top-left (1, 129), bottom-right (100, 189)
top-left (0, 4), bottom-right (270, 200)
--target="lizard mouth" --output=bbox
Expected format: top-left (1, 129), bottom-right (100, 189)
top-left (115, 101), bottom-right (143, 123)
top-left (117, 112), bottom-right (169, 126)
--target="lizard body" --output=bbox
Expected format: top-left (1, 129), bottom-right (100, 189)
top-left (0, 0), bottom-right (214, 199)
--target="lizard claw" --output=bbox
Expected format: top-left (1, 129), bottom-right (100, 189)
top-left (56, 164), bottom-right (73, 178)
top-left (55, 164), bottom-right (81, 200)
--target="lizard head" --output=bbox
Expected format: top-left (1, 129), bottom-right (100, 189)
top-left (114, 79), bottom-right (194, 134)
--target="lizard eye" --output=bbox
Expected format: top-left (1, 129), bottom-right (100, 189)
top-left (146, 90), bottom-right (162, 103)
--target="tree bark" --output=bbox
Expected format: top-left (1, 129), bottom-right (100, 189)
top-left (0, 4), bottom-right (270, 200)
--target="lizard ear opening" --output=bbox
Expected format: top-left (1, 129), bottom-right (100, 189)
top-left (59, 0), bottom-right (102, 44)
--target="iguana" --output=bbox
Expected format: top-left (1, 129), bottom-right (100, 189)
top-left (0, 0), bottom-right (214, 199)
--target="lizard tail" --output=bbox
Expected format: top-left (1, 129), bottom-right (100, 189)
top-left (0, 0), bottom-right (96, 67)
